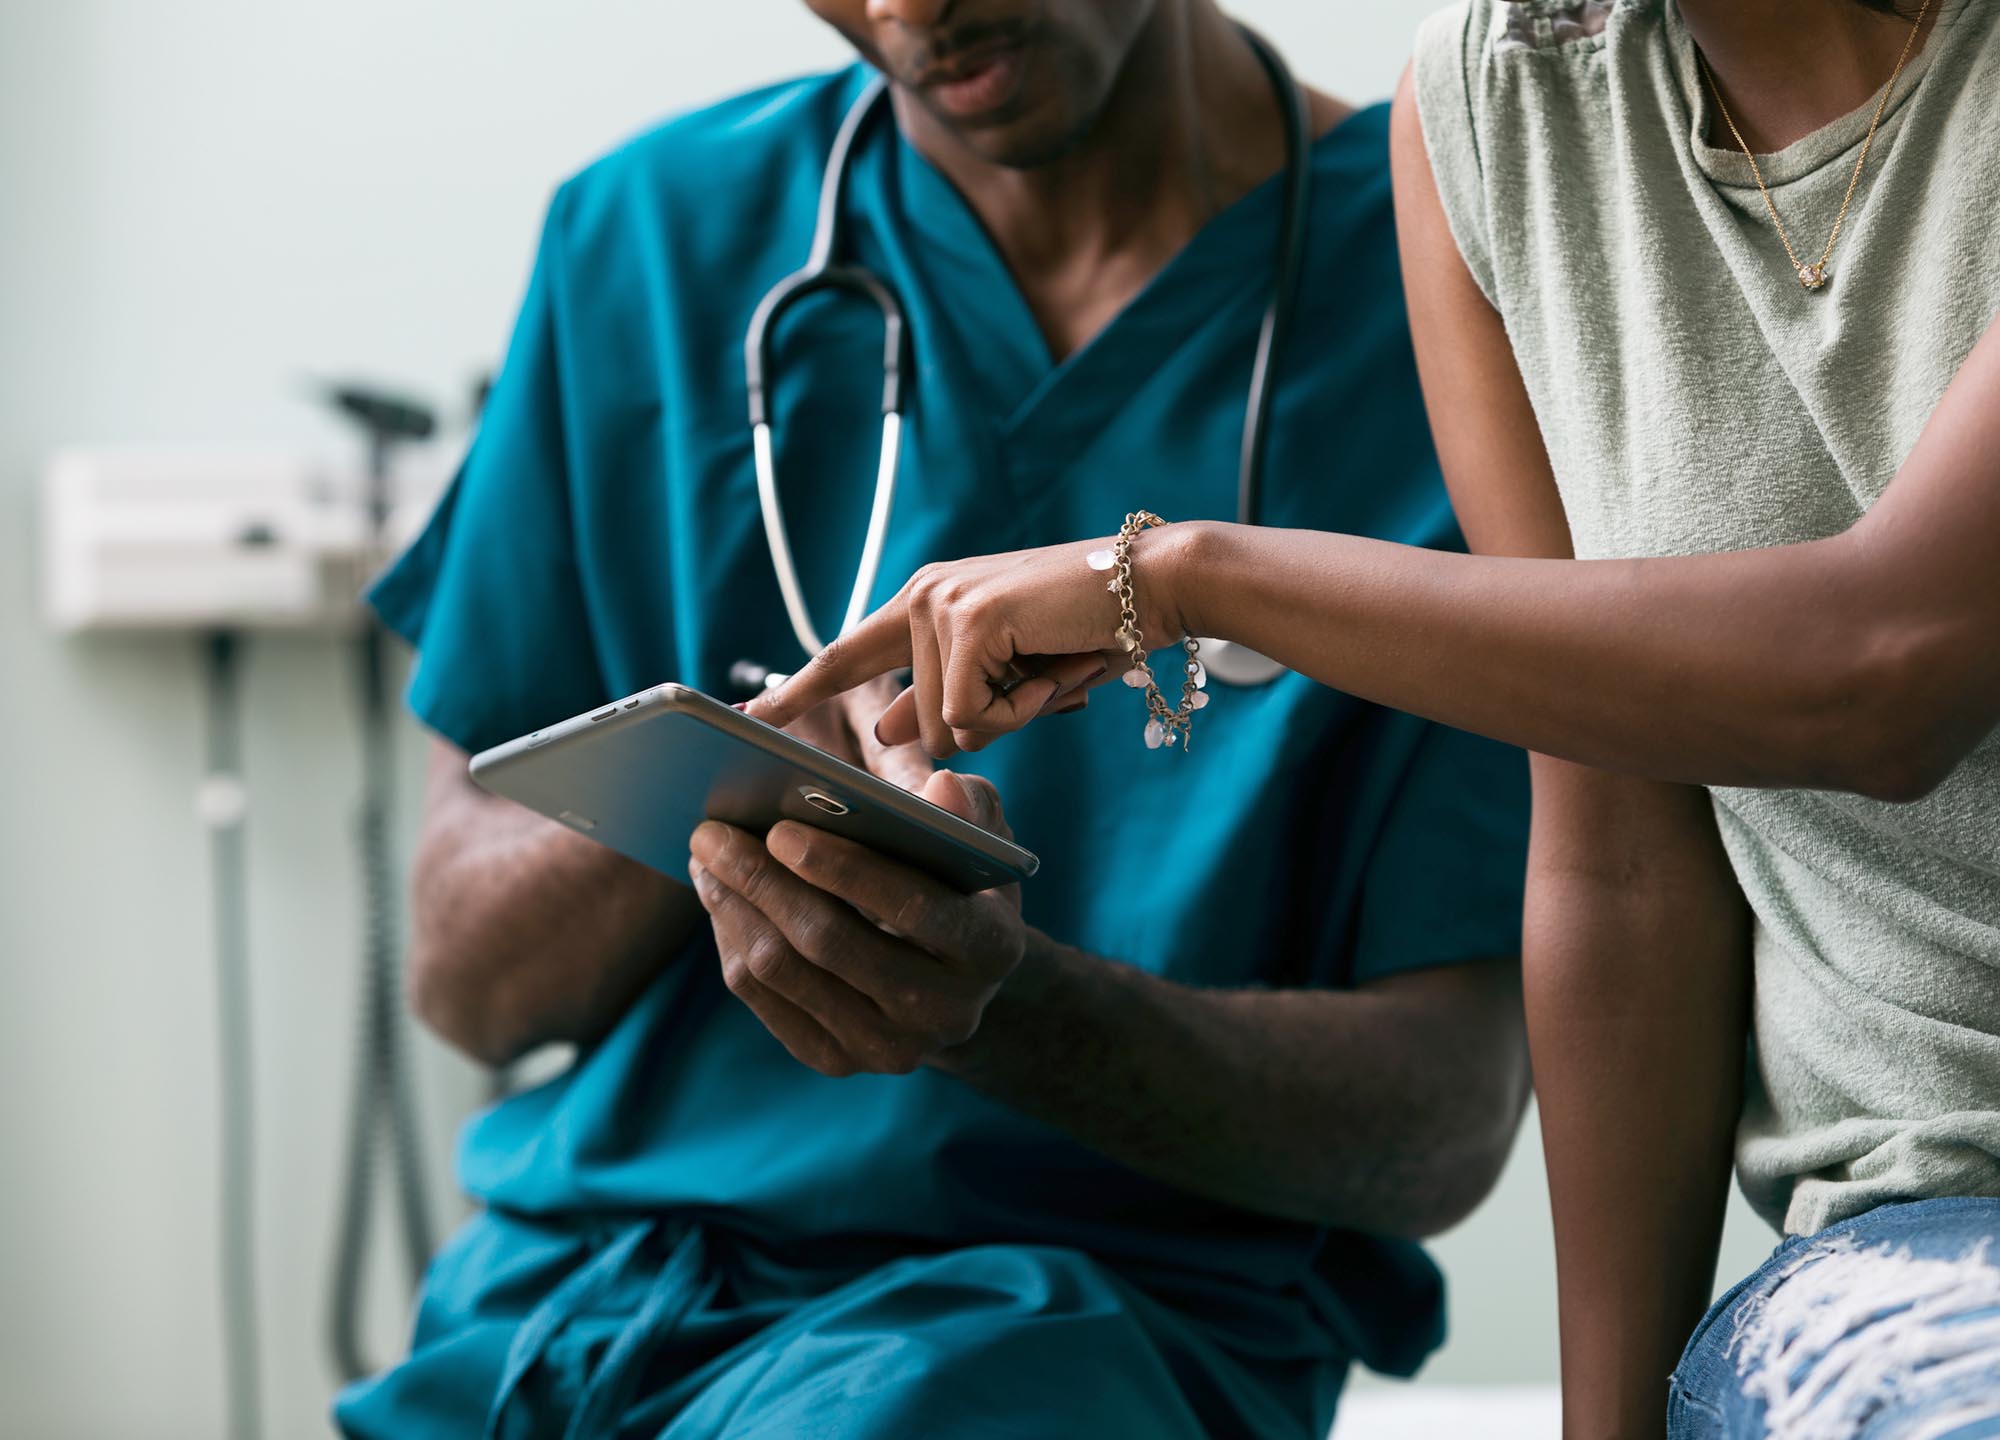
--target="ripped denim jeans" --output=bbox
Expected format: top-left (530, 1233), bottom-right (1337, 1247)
top-left (1669, 1197), bottom-right (2000, 1439)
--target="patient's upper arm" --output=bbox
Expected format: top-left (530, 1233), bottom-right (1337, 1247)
top-left (1390, 62), bottom-right (1570, 565)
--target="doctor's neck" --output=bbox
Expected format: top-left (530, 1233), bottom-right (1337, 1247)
top-left (816, 0), bottom-right (1342, 360)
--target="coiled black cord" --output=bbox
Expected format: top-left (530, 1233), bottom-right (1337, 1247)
top-left (326, 598), bottom-right (439, 1382)
top-left (317, 383), bottom-right (446, 1384)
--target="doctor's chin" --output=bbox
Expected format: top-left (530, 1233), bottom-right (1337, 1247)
top-left (14, 1), bottom-right (2000, 1438)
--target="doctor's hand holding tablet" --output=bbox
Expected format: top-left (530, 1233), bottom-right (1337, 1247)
top-left (687, 755), bottom-right (1035, 1080)
top-left (681, 674), bottom-right (1042, 1079)
top-left (473, 666), bottom-right (1107, 1078)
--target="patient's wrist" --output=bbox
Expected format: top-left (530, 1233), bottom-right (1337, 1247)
top-left (1156, 519), bottom-right (1225, 640)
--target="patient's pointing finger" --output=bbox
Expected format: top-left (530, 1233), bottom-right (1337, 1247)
top-left (748, 600), bottom-right (912, 729)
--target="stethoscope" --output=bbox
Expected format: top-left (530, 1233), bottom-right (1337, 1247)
top-left (732, 29), bottom-right (1311, 696)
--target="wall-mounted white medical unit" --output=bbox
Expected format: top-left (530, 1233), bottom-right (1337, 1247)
top-left (41, 449), bottom-right (443, 634)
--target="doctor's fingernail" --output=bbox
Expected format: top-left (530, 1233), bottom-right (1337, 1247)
top-left (689, 823), bottom-right (734, 871)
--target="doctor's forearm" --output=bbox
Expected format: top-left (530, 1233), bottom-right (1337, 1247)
top-left (931, 937), bottom-right (1526, 1236)
top-left (408, 743), bottom-right (703, 1066)
top-left (410, 824), bottom-right (700, 1066)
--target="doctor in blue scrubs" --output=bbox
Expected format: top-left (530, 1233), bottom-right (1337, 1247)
top-left (338, 1), bottom-right (1533, 1436)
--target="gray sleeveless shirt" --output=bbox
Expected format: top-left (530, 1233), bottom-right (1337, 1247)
top-left (1414, 0), bottom-right (2000, 1235)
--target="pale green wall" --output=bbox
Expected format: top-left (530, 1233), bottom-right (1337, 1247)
top-left (0, 3), bottom-right (1779, 1436)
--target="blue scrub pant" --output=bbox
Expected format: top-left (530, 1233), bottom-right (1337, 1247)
top-left (1668, 1197), bottom-right (2000, 1438)
top-left (335, 1212), bottom-right (1342, 1440)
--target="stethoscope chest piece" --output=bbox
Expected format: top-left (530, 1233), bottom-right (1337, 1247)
top-left (1197, 638), bottom-right (1289, 687)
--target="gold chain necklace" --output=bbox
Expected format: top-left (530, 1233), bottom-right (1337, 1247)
top-left (1697, 0), bottom-right (1934, 292)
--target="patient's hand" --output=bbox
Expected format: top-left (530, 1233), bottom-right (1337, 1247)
top-left (686, 771), bottom-right (1025, 1077)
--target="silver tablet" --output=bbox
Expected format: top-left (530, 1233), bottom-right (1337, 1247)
top-left (468, 684), bottom-right (1039, 894)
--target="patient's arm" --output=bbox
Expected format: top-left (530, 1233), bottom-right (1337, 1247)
top-left (1180, 303), bottom-right (2000, 800)
top-left (1390, 70), bottom-right (1752, 1438)
top-left (760, 112), bottom-right (1998, 796)
top-left (407, 738), bottom-right (701, 1067)
top-left (1520, 765), bottom-right (1751, 1439)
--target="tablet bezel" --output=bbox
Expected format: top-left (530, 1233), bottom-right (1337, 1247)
top-left (468, 683), bottom-right (1040, 894)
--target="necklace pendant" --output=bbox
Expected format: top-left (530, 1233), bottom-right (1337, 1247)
top-left (1798, 262), bottom-right (1829, 291)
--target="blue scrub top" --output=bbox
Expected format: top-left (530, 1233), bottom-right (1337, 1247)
top-left (372, 68), bottom-right (1527, 1390)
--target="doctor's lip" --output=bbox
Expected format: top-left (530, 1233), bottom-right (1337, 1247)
top-left (918, 40), bottom-right (1032, 120)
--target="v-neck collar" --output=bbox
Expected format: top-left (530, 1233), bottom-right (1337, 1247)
top-left (888, 119), bottom-right (1353, 480)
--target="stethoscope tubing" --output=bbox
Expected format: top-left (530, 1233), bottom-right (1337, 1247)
top-left (745, 74), bottom-right (906, 663)
top-left (740, 37), bottom-right (1309, 691)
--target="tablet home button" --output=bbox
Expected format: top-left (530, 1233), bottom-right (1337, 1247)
top-left (798, 789), bottom-right (850, 817)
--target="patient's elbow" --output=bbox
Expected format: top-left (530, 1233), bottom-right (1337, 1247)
top-left (1843, 741), bottom-right (1959, 806)
top-left (1809, 622), bottom-right (1984, 804)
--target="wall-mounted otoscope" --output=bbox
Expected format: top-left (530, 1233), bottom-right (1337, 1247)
top-left (41, 377), bottom-right (467, 1429)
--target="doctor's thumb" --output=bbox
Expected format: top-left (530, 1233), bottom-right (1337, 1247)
top-left (923, 771), bottom-right (1010, 839)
